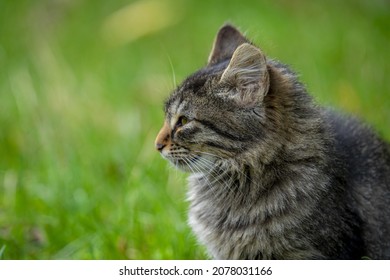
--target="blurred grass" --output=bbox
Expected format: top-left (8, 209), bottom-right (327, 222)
top-left (0, 0), bottom-right (389, 259)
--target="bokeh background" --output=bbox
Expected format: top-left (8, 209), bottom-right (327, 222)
top-left (0, 0), bottom-right (389, 259)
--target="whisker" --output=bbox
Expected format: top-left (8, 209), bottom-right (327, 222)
top-left (191, 150), bottom-right (254, 196)
top-left (166, 52), bottom-right (177, 88)
top-left (183, 157), bottom-right (198, 175)
top-left (189, 153), bottom-right (242, 198)
top-left (194, 150), bottom-right (224, 159)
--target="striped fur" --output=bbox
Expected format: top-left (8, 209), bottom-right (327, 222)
top-left (155, 24), bottom-right (390, 259)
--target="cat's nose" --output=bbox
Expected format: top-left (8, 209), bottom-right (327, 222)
top-left (155, 122), bottom-right (170, 152)
top-left (155, 142), bottom-right (166, 152)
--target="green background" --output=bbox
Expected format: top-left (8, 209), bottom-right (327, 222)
top-left (0, 0), bottom-right (389, 259)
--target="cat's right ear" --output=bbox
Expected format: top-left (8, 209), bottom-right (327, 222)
top-left (208, 24), bottom-right (249, 66)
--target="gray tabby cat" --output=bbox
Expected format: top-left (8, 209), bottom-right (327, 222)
top-left (154, 24), bottom-right (390, 259)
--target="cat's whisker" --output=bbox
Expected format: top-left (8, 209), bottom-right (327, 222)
top-left (189, 153), bottom-right (245, 197)
top-left (185, 154), bottom-right (226, 197)
top-left (183, 155), bottom-right (222, 197)
top-left (194, 150), bottom-right (224, 160)
top-left (182, 157), bottom-right (198, 175)
top-left (193, 150), bottom-right (258, 193)
top-left (166, 53), bottom-right (177, 88)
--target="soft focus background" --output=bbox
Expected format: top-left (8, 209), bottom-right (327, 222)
top-left (0, 0), bottom-right (389, 259)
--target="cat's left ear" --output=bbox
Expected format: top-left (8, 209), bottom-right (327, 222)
top-left (220, 43), bottom-right (269, 104)
top-left (208, 24), bottom-right (249, 66)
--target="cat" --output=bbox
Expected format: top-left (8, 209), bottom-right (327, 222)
top-left (154, 24), bottom-right (390, 259)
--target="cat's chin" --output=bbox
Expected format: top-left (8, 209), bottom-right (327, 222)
top-left (170, 156), bottom-right (211, 174)
top-left (173, 162), bottom-right (194, 173)
top-left (171, 158), bottom-right (199, 173)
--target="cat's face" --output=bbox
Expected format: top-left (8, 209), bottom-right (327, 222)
top-left (155, 25), bottom-right (270, 172)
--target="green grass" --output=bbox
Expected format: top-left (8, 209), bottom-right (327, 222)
top-left (0, 0), bottom-right (389, 259)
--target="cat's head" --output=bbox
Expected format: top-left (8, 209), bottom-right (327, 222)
top-left (155, 24), bottom-right (271, 172)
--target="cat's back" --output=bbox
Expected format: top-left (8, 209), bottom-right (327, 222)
top-left (325, 110), bottom-right (390, 258)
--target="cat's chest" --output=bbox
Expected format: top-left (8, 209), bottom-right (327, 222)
top-left (186, 173), bottom-right (315, 259)
top-left (187, 174), bottom-right (276, 258)
top-left (187, 192), bottom-right (279, 259)
top-left (187, 172), bottom-right (268, 225)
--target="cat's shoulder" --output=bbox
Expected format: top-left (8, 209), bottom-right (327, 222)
top-left (322, 108), bottom-right (390, 171)
top-left (323, 108), bottom-right (385, 144)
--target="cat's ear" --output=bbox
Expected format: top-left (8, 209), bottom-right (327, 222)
top-left (220, 43), bottom-right (269, 103)
top-left (208, 24), bottom-right (249, 66)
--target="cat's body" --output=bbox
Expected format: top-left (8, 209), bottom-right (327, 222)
top-left (155, 25), bottom-right (390, 259)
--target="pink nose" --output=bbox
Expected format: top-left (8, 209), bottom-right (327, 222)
top-left (155, 121), bottom-right (170, 152)
top-left (155, 142), bottom-right (166, 152)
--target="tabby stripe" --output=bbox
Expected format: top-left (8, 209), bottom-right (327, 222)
top-left (194, 118), bottom-right (251, 142)
top-left (204, 141), bottom-right (238, 153)
top-left (244, 164), bottom-right (252, 190)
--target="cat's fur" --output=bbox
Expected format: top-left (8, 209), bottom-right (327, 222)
top-left (155, 24), bottom-right (390, 259)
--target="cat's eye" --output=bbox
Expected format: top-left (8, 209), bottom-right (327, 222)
top-left (176, 116), bottom-right (188, 128)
